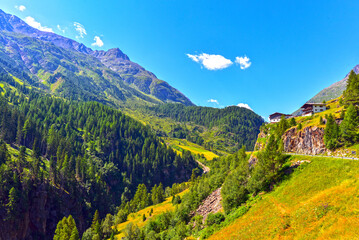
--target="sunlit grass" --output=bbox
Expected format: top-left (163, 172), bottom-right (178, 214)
top-left (114, 189), bottom-right (189, 239)
top-left (208, 155), bottom-right (359, 240)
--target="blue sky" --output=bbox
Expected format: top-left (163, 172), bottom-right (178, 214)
top-left (2, 0), bottom-right (359, 119)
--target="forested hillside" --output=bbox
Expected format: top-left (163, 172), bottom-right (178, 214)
top-left (0, 74), bottom-right (197, 239)
top-left (126, 104), bottom-right (264, 153)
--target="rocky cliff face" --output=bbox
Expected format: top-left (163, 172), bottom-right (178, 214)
top-left (195, 188), bottom-right (222, 222)
top-left (283, 126), bottom-right (326, 155)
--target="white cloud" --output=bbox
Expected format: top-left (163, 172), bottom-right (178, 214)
top-left (24, 16), bottom-right (53, 33)
top-left (57, 25), bottom-right (65, 34)
top-left (187, 53), bottom-right (233, 70)
top-left (91, 36), bottom-right (104, 47)
top-left (236, 103), bottom-right (252, 110)
top-left (208, 99), bottom-right (219, 105)
top-left (15, 5), bottom-right (26, 12)
top-left (74, 22), bottom-right (87, 38)
top-left (235, 56), bottom-right (252, 70)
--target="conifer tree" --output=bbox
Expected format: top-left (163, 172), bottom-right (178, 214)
top-left (343, 70), bottom-right (359, 106)
top-left (54, 215), bottom-right (79, 240)
top-left (16, 116), bottom-right (23, 145)
top-left (340, 104), bottom-right (358, 145)
top-left (276, 115), bottom-right (289, 137)
top-left (247, 135), bottom-right (285, 194)
top-left (91, 210), bottom-right (100, 230)
top-left (6, 187), bottom-right (19, 218)
top-left (324, 114), bottom-right (340, 150)
top-left (289, 117), bottom-right (296, 127)
top-left (0, 140), bottom-right (9, 165)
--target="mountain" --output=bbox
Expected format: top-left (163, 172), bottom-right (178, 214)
top-left (307, 64), bottom-right (359, 103)
top-left (0, 9), bottom-right (193, 107)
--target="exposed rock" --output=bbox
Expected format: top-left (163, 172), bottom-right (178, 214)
top-left (195, 188), bottom-right (222, 222)
top-left (248, 155), bottom-right (258, 167)
top-left (283, 126), bottom-right (326, 155)
top-left (254, 131), bottom-right (267, 151)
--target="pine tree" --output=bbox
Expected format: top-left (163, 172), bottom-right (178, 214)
top-left (324, 114), bottom-right (340, 150)
top-left (289, 117), bottom-right (297, 127)
top-left (6, 187), bottom-right (19, 218)
top-left (18, 146), bottom-right (26, 172)
top-left (276, 115), bottom-right (289, 137)
top-left (91, 210), bottom-right (100, 230)
top-left (247, 135), bottom-right (285, 194)
top-left (31, 139), bottom-right (41, 178)
top-left (54, 215), bottom-right (79, 240)
top-left (69, 227), bottom-right (79, 240)
top-left (340, 104), bottom-right (359, 145)
top-left (53, 217), bottom-right (65, 240)
top-left (16, 116), bottom-right (23, 145)
top-left (343, 70), bottom-right (359, 106)
top-left (0, 140), bottom-right (9, 165)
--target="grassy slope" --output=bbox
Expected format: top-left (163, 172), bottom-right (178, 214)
top-left (114, 189), bottom-right (189, 239)
top-left (165, 138), bottom-right (220, 161)
top-left (209, 155), bottom-right (359, 240)
top-left (294, 98), bottom-right (342, 129)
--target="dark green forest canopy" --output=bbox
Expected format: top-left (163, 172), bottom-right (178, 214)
top-left (0, 76), bottom-right (198, 237)
top-left (146, 103), bottom-right (264, 151)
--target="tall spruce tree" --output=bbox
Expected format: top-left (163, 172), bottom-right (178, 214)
top-left (324, 114), bottom-right (340, 150)
top-left (343, 70), bottom-right (359, 106)
top-left (340, 104), bottom-right (359, 145)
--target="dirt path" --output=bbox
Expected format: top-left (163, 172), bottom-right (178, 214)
top-left (285, 152), bottom-right (359, 160)
top-left (197, 160), bottom-right (210, 174)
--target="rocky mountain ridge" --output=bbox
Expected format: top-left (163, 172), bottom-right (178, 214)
top-left (0, 9), bottom-right (193, 106)
top-left (307, 64), bottom-right (359, 103)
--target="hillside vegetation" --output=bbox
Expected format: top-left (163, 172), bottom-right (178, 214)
top-left (126, 104), bottom-right (264, 154)
top-left (114, 189), bottom-right (189, 239)
top-left (0, 75), bottom-right (197, 239)
top-left (208, 155), bottom-right (359, 239)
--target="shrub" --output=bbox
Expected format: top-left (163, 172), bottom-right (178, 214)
top-left (205, 213), bottom-right (225, 227)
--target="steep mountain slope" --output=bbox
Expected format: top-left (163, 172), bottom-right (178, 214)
top-left (307, 64), bottom-right (359, 103)
top-left (0, 9), bottom-right (266, 154)
top-left (0, 9), bottom-right (193, 106)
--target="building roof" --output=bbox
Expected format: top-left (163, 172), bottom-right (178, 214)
top-left (269, 112), bottom-right (292, 119)
top-left (300, 103), bottom-right (326, 109)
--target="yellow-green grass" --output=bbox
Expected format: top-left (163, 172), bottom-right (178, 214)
top-left (114, 189), bottom-right (189, 239)
top-left (209, 155), bottom-right (359, 240)
top-left (0, 83), bottom-right (5, 95)
top-left (293, 97), bottom-right (343, 129)
top-left (165, 138), bottom-right (219, 160)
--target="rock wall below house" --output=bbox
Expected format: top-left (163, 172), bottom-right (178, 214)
top-left (283, 126), bottom-right (326, 155)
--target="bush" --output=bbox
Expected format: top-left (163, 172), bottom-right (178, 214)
top-left (205, 213), bottom-right (225, 226)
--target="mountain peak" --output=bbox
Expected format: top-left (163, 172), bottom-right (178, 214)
top-left (0, 8), bottom-right (194, 106)
top-left (345, 64), bottom-right (359, 77)
top-left (92, 48), bottom-right (130, 61)
top-left (307, 64), bottom-right (359, 103)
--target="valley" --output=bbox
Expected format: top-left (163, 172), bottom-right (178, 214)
top-left (0, 5), bottom-right (359, 240)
